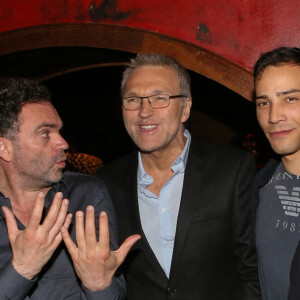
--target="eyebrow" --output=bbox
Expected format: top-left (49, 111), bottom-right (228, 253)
top-left (255, 89), bottom-right (300, 101)
top-left (255, 95), bottom-right (268, 101)
top-left (124, 90), bottom-right (166, 97)
top-left (276, 89), bottom-right (300, 96)
top-left (34, 122), bottom-right (63, 132)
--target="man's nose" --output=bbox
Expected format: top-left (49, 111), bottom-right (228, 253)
top-left (55, 135), bottom-right (69, 151)
top-left (268, 103), bottom-right (285, 124)
top-left (139, 98), bottom-right (154, 118)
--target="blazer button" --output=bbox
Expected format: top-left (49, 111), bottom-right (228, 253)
top-left (167, 288), bottom-right (176, 295)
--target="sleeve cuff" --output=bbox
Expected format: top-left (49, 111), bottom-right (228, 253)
top-left (83, 277), bottom-right (123, 300)
top-left (0, 260), bottom-right (37, 300)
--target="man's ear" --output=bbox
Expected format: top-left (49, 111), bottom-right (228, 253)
top-left (181, 97), bottom-right (192, 123)
top-left (0, 138), bottom-right (12, 162)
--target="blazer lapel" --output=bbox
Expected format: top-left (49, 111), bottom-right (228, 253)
top-left (169, 141), bottom-right (204, 277)
top-left (125, 153), bottom-right (168, 280)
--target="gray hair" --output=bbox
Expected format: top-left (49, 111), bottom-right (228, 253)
top-left (121, 53), bottom-right (191, 97)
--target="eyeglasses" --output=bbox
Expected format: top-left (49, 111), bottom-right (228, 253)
top-left (122, 93), bottom-right (187, 110)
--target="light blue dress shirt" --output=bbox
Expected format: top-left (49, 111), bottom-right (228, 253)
top-left (137, 129), bottom-right (191, 277)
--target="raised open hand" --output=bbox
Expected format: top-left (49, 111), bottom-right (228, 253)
top-left (2, 191), bottom-right (72, 279)
top-left (61, 206), bottom-right (141, 291)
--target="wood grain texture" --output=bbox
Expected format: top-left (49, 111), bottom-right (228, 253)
top-left (0, 23), bottom-right (253, 100)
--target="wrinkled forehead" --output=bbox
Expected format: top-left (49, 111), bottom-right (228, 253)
top-left (124, 65), bottom-right (180, 95)
top-left (19, 102), bottom-right (62, 130)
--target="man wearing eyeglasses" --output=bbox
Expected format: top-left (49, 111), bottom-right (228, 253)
top-left (97, 53), bottom-right (260, 299)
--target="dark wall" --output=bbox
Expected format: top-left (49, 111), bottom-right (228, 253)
top-left (0, 47), bottom-right (273, 167)
top-left (44, 66), bottom-right (272, 166)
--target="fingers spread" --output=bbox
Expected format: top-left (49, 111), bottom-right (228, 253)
top-left (75, 211), bottom-right (86, 250)
top-left (47, 198), bottom-right (69, 240)
top-left (26, 192), bottom-right (45, 230)
top-left (61, 225), bottom-right (77, 257)
top-left (52, 213), bottom-right (73, 248)
top-left (85, 206), bottom-right (96, 248)
top-left (114, 234), bottom-right (141, 264)
top-left (63, 213), bottom-right (73, 229)
top-left (42, 192), bottom-right (64, 231)
top-left (99, 211), bottom-right (110, 251)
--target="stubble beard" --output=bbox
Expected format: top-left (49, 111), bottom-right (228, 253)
top-left (13, 152), bottom-right (65, 190)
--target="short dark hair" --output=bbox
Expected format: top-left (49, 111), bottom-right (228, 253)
top-left (0, 78), bottom-right (51, 139)
top-left (254, 47), bottom-right (300, 80)
top-left (121, 53), bottom-right (191, 98)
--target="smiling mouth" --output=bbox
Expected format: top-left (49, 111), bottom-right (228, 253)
top-left (269, 129), bottom-right (294, 138)
top-left (140, 125), bottom-right (158, 130)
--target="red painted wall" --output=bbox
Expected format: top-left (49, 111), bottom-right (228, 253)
top-left (0, 0), bottom-right (299, 70)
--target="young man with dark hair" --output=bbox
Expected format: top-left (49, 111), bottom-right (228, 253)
top-left (253, 46), bottom-right (300, 300)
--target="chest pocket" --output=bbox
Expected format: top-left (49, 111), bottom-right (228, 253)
top-left (181, 213), bottom-right (231, 263)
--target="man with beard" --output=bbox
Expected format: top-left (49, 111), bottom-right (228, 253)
top-left (0, 78), bottom-right (140, 299)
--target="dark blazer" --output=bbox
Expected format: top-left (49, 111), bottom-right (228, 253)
top-left (289, 240), bottom-right (300, 300)
top-left (97, 138), bottom-right (261, 300)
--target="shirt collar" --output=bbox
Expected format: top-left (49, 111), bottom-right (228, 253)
top-left (44, 176), bottom-right (69, 208)
top-left (137, 129), bottom-right (191, 189)
top-left (137, 155), bottom-right (153, 192)
top-left (0, 173), bottom-right (70, 210)
top-left (171, 129), bottom-right (191, 174)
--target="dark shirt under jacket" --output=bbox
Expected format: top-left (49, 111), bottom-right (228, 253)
top-left (251, 159), bottom-right (280, 227)
top-left (289, 241), bottom-right (300, 300)
top-left (0, 171), bottom-right (125, 300)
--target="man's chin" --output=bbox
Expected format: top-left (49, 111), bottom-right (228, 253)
top-left (49, 168), bottom-right (64, 183)
top-left (271, 145), bottom-right (299, 158)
